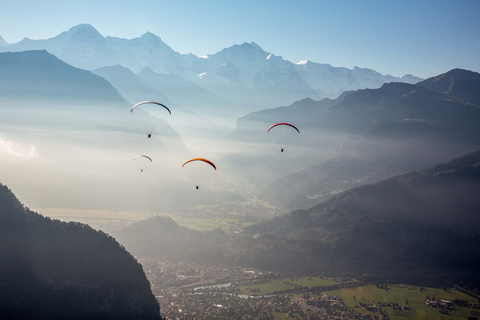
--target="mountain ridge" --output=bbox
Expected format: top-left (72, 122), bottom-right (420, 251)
top-left (0, 50), bottom-right (129, 108)
top-left (0, 24), bottom-right (422, 111)
top-left (228, 69), bottom-right (480, 210)
top-left (241, 150), bottom-right (480, 274)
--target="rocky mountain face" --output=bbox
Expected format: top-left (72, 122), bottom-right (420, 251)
top-left (1, 24), bottom-right (421, 111)
top-left (0, 183), bottom-right (162, 319)
top-left (230, 69), bottom-right (480, 210)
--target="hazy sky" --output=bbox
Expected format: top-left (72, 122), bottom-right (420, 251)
top-left (1, 1), bottom-right (479, 78)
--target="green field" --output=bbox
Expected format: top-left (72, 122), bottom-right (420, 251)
top-left (324, 284), bottom-right (477, 320)
top-left (237, 277), bottom-right (339, 296)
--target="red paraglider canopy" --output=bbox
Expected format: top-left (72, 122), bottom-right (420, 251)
top-left (267, 123), bottom-right (300, 134)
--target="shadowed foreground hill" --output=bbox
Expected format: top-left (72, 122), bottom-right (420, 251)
top-left (244, 151), bottom-right (480, 275)
top-left (0, 183), bottom-right (161, 320)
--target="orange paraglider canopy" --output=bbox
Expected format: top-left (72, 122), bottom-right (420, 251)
top-left (182, 158), bottom-right (216, 170)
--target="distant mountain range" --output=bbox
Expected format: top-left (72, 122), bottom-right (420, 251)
top-left (0, 183), bottom-right (161, 319)
top-left (0, 24), bottom-right (422, 112)
top-left (229, 68), bottom-right (480, 210)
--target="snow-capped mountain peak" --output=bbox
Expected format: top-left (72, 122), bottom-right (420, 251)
top-left (296, 59), bottom-right (309, 65)
top-left (0, 23), bottom-right (423, 110)
top-left (0, 35), bottom-right (7, 46)
top-left (140, 31), bottom-right (163, 42)
top-left (61, 24), bottom-right (104, 42)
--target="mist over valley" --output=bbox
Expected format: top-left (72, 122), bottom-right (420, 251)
top-left (1, 10), bottom-right (480, 319)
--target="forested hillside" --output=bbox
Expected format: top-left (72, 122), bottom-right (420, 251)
top-left (0, 183), bottom-right (161, 320)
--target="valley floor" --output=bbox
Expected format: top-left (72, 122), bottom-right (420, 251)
top-left (140, 258), bottom-right (480, 320)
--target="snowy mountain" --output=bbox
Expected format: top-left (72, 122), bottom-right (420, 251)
top-left (1, 24), bottom-right (422, 111)
top-left (294, 60), bottom-right (423, 98)
top-left (0, 35), bottom-right (7, 46)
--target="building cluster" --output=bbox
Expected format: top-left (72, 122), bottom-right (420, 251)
top-left (159, 292), bottom-right (297, 320)
top-left (139, 259), bottom-right (276, 297)
top-left (426, 297), bottom-right (455, 313)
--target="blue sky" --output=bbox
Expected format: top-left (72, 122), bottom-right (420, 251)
top-left (1, 0), bottom-right (479, 78)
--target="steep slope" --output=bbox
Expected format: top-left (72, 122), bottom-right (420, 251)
top-left (417, 68), bottom-right (480, 105)
top-left (92, 65), bottom-right (231, 137)
top-left (245, 151), bottom-right (480, 274)
top-left (0, 35), bottom-right (7, 46)
top-left (0, 50), bottom-right (129, 108)
top-left (0, 183), bottom-right (161, 319)
top-left (137, 67), bottom-right (244, 122)
top-left (91, 65), bottom-right (176, 106)
top-left (193, 43), bottom-right (319, 109)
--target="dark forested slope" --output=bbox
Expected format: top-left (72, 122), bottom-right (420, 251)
top-left (0, 183), bottom-right (161, 320)
top-left (245, 151), bottom-right (480, 274)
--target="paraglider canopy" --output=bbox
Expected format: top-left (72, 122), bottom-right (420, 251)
top-left (182, 158), bottom-right (217, 170)
top-left (131, 101), bottom-right (171, 138)
top-left (182, 158), bottom-right (216, 189)
top-left (267, 123), bottom-right (300, 152)
top-left (267, 123), bottom-right (300, 134)
top-left (130, 101), bottom-right (171, 115)
top-left (134, 155), bottom-right (153, 162)
top-left (134, 155), bottom-right (153, 172)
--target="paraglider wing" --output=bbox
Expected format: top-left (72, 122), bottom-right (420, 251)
top-left (268, 123), bottom-right (300, 152)
top-left (133, 155), bottom-right (153, 162)
top-left (182, 158), bottom-right (216, 170)
top-left (130, 101), bottom-right (171, 115)
top-left (131, 101), bottom-right (171, 137)
top-left (182, 158), bottom-right (216, 189)
top-left (267, 123), bottom-right (300, 134)
top-left (133, 155), bottom-right (153, 172)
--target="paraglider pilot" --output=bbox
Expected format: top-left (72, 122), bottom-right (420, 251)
top-left (148, 134), bottom-right (151, 138)
top-left (196, 185), bottom-right (199, 190)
